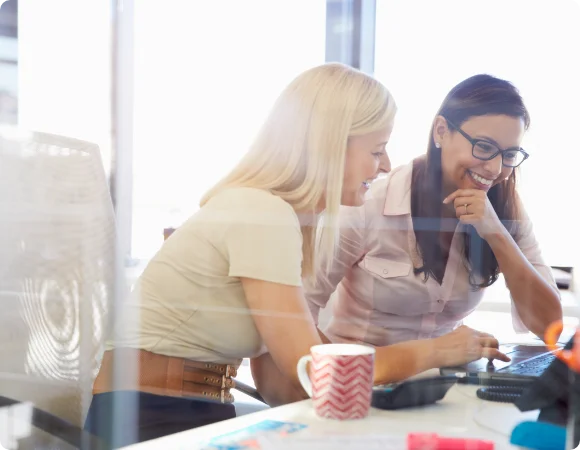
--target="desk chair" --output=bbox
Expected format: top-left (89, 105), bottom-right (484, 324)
top-left (0, 128), bottom-right (115, 442)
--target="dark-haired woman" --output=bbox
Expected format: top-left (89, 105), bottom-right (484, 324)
top-left (305, 74), bottom-right (562, 374)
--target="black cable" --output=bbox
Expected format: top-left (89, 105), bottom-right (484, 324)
top-left (476, 386), bottom-right (527, 403)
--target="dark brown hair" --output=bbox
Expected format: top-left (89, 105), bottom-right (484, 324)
top-left (411, 74), bottom-right (530, 289)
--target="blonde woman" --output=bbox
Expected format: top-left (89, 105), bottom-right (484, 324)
top-left (85, 63), bottom-right (397, 447)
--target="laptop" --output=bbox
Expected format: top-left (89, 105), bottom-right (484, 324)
top-left (439, 332), bottom-right (572, 385)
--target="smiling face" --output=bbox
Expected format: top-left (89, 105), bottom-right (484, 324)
top-left (341, 124), bottom-right (394, 206)
top-left (433, 114), bottom-right (525, 194)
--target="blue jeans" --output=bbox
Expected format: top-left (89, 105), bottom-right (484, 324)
top-left (84, 391), bottom-right (236, 448)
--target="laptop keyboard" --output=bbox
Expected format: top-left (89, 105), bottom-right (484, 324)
top-left (497, 352), bottom-right (556, 377)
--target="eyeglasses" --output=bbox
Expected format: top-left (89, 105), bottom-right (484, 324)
top-left (444, 118), bottom-right (529, 168)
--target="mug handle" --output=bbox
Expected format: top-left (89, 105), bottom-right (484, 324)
top-left (296, 355), bottom-right (313, 397)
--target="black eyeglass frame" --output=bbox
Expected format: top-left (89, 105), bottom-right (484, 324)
top-left (443, 117), bottom-right (529, 168)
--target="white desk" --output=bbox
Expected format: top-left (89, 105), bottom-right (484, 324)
top-left (121, 381), bottom-right (540, 450)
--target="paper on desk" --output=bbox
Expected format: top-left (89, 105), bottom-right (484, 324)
top-left (0, 402), bottom-right (33, 450)
top-left (257, 434), bottom-right (406, 450)
top-left (201, 420), bottom-right (307, 449)
top-left (474, 402), bottom-right (539, 436)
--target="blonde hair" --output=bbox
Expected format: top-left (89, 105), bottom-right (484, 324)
top-left (201, 63), bottom-right (396, 278)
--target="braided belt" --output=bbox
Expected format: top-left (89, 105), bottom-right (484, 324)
top-left (93, 349), bottom-right (237, 404)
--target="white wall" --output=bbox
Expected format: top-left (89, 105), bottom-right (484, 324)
top-left (130, 0), bottom-right (327, 258)
top-left (375, 0), bottom-right (580, 268)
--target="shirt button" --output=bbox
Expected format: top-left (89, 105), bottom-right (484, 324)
top-left (383, 269), bottom-right (389, 275)
top-left (437, 299), bottom-right (443, 304)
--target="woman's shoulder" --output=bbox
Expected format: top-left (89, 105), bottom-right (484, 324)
top-left (210, 187), bottom-right (295, 210)
top-left (364, 161), bottom-right (414, 208)
top-left (203, 187), bottom-right (300, 227)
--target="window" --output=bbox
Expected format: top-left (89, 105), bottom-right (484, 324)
top-left (131, 0), bottom-right (327, 259)
top-left (374, 0), bottom-right (580, 268)
top-left (17, 0), bottom-right (112, 171)
top-left (0, 0), bottom-right (17, 125)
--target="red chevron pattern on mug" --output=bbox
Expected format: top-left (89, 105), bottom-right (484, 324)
top-left (311, 353), bottom-right (374, 420)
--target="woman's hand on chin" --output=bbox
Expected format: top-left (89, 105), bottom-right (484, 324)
top-left (443, 189), bottom-right (505, 240)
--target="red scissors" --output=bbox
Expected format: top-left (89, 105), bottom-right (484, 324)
top-left (545, 320), bottom-right (580, 372)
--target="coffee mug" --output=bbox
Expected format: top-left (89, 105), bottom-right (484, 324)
top-left (296, 343), bottom-right (375, 420)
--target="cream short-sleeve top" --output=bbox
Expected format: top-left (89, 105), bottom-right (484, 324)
top-left (107, 187), bottom-right (303, 367)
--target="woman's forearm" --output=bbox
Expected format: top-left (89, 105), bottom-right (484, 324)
top-left (250, 328), bottom-right (330, 406)
top-left (250, 353), bottom-right (308, 407)
top-left (487, 229), bottom-right (562, 338)
top-left (253, 331), bottom-right (505, 402)
top-left (252, 341), bottom-right (438, 404)
top-left (373, 339), bottom-right (439, 385)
